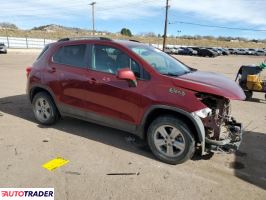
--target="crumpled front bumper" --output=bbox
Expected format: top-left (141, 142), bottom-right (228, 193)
top-left (205, 119), bottom-right (243, 152)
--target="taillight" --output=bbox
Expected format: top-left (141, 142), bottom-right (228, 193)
top-left (26, 67), bottom-right (32, 78)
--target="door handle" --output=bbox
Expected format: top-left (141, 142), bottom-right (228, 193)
top-left (89, 78), bottom-right (97, 84)
top-left (47, 67), bottom-right (56, 73)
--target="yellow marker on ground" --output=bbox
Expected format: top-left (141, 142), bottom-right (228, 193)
top-left (42, 157), bottom-right (69, 171)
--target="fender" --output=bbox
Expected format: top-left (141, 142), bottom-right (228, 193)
top-left (137, 105), bottom-right (206, 154)
top-left (28, 84), bottom-right (61, 113)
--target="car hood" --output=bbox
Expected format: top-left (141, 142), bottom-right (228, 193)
top-left (173, 71), bottom-right (245, 100)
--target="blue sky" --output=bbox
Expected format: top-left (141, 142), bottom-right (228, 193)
top-left (1, 0), bottom-right (266, 39)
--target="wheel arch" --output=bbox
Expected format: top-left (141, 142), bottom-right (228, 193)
top-left (138, 105), bottom-right (205, 145)
top-left (29, 85), bottom-right (61, 116)
top-left (30, 86), bottom-right (53, 101)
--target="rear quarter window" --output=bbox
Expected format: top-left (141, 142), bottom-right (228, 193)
top-left (52, 44), bottom-right (87, 68)
top-left (36, 45), bottom-right (49, 60)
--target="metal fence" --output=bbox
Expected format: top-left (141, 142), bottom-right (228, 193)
top-left (0, 36), bottom-right (56, 49)
top-left (0, 36), bottom-right (164, 50)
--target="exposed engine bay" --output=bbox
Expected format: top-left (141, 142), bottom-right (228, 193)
top-left (196, 93), bottom-right (242, 152)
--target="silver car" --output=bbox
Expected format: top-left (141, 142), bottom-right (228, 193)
top-left (0, 43), bottom-right (7, 54)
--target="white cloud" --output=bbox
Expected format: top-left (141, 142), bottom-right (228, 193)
top-left (170, 0), bottom-right (266, 27)
top-left (1, 0), bottom-right (266, 29)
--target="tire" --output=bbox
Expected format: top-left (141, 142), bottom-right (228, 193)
top-left (32, 92), bottom-right (59, 125)
top-left (244, 90), bottom-right (253, 100)
top-left (147, 115), bottom-right (195, 165)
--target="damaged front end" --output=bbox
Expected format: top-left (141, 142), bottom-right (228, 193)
top-left (195, 93), bottom-right (243, 153)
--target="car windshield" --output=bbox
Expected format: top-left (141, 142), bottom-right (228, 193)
top-left (128, 45), bottom-right (191, 76)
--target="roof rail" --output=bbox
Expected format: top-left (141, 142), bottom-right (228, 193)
top-left (57, 37), bottom-right (112, 42)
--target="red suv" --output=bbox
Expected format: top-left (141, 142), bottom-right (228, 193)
top-left (26, 37), bottom-right (245, 164)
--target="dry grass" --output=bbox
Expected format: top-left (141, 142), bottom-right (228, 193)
top-left (0, 29), bottom-right (265, 48)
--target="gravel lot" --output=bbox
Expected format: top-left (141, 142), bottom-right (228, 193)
top-left (0, 51), bottom-right (265, 200)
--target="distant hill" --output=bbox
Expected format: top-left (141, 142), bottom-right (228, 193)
top-left (0, 22), bottom-right (18, 29)
top-left (0, 22), bottom-right (265, 48)
top-left (31, 24), bottom-right (87, 32)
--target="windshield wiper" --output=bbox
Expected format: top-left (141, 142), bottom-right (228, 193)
top-left (162, 72), bottom-right (179, 76)
top-left (162, 71), bottom-right (193, 76)
top-left (184, 70), bottom-right (192, 74)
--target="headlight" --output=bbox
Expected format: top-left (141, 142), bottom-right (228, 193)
top-left (193, 108), bottom-right (212, 118)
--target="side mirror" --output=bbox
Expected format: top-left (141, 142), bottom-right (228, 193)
top-left (117, 68), bottom-right (137, 87)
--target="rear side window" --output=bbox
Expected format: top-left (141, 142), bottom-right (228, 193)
top-left (53, 44), bottom-right (87, 68)
top-left (36, 45), bottom-right (49, 60)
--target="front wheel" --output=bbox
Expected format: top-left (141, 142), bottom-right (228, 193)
top-left (147, 115), bottom-right (195, 165)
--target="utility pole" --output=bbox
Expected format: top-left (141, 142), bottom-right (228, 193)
top-left (89, 2), bottom-right (96, 35)
top-left (176, 30), bottom-right (181, 45)
top-left (4, 27), bottom-right (9, 48)
top-left (162, 0), bottom-right (169, 52)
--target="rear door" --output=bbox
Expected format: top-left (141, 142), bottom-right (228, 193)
top-left (48, 43), bottom-right (91, 115)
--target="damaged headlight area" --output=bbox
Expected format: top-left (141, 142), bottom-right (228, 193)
top-left (193, 108), bottom-right (212, 118)
top-left (195, 93), bottom-right (243, 153)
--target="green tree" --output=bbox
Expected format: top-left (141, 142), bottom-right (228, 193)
top-left (120, 28), bottom-right (132, 37)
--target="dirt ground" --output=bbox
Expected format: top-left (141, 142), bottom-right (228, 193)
top-left (0, 51), bottom-right (265, 200)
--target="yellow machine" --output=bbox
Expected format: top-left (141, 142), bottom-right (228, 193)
top-left (235, 64), bottom-right (266, 100)
top-left (246, 75), bottom-right (263, 91)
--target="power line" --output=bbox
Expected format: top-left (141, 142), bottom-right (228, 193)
top-left (169, 20), bottom-right (266, 32)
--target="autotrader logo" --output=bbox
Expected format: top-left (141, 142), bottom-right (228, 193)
top-left (0, 188), bottom-right (54, 199)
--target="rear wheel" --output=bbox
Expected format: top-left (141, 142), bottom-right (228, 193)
top-left (32, 92), bottom-right (59, 125)
top-left (147, 115), bottom-right (195, 165)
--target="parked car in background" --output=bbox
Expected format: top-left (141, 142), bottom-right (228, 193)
top-left (26, 37), bottom-right (244, 164)
top-left (237, 48), bottom-right (248, 55)
top-left (247, 48), bottom-right (256, 55)
top-left (188, 47), bottom-right (198, 55)
top-left (191, 47), bottom-right (200, 52)
top-left (173, 47), bottom-right (181, 55)
top-left (164, 47), bottom-right (172, 54)
top-left (228, 48), bottom-right (237, 54)
top-left (208, 48), bottom-right (222, 56)
top-left (178, 47), bottom-right (197, 56)
top-left (255, 49), bottom-right (266, 56)
top-left (197, 48), bottom-right (218, 57)
top-left (0, 43), bottom-right (7, 54)
top-left (164, 46), bottom-right (177, 54)
top-left (217, 48), bottom-right (230, 55)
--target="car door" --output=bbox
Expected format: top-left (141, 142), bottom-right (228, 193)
top-left (48, 43), bottom-right (90, 115)
top-left (82, 43), bottom-right (149, 132)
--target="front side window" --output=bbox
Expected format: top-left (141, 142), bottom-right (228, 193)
top-left (92, 45), bottom-right (141, 78)
top-left (53, 44), bottom-right (87, 68)
top-left (129, 45), bottom-right (191, 76)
